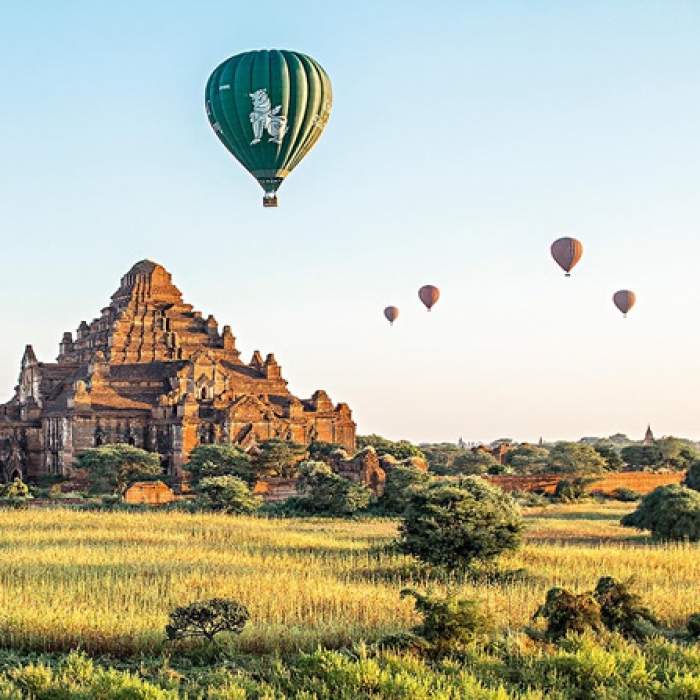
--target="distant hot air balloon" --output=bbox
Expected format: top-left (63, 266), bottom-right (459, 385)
top-left (205, 50), bottom-right (332, 207)
top-left (418, 285), bottom-right (440, 311)
top-left (550, 237), bottom-right (583, 276)
top-left (384, 306), bottom-right (399, 326)
top-left (613, 290), bottom-right (636, 317)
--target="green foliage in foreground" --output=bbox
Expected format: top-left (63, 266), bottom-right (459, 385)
top-left (1, 634), bottom-right (700, 699)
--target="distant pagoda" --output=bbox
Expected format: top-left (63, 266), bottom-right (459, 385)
top-left (0, 260), bottom-right (355, 483)
top-left (643, 425), bottom-right (654, 445)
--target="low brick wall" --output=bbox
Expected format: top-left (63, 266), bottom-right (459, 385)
top-left (485, 471), bottom-right (685, 496)
top-left (253, 478), bottom-right (298, 502)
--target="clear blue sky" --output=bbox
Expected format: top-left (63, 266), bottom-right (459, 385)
top-left (1, 1), bottom-right (698, 444)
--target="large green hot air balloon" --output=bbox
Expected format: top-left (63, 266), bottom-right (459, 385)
top-left (205, 49), bottom-right (332, 207)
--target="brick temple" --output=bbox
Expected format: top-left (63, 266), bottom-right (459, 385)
top-left (0, 260), bottom-right (356, 483)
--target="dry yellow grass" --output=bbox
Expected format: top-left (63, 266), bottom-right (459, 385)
top-left (0, 504), bottom-right (696, 656)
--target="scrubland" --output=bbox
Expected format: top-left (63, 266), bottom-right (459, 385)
top-left (0, 502), bottom-right (698, 698)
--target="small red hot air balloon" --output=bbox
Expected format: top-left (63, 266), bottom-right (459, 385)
top-left (384, 306), bottom-right (399, 326)
top-left (551, 237), bottom-right (583, 276)
top-left (613, 290), bottom-right (636, 317)
top-left (418, 285), bottom-right (440, 311)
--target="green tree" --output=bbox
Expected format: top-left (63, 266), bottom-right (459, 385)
top-left (185, 444), bottom-right (255, 487)
top-left (621, 485), bottom-right (700, 541)
top-left (620, 444), bottom-right (663, 469)
top-left (195, 475), bottom-right (262, 514)
top-left (165, 598), bottom-right (249, 644)
top-left (419, 443), bottom-right (465, 475)
top-left (593, 444), bottom-right (624, 472)
top-left (547, 442), bottom-right (606, 475)
top-left (356, 434), bottom-right (426, 462)
top-left (296, 461), bottom-right (370, 515)
top-left (254, 439), bottom-right (307, 478)
top-left (503, 445), bottom-right (550, 474)
top-left (398, 477), bottom-right (523, 571)
top-left (307, 441), bottom-right (345, 465)
top-left (683, 460), bottom-right (700, 491)
top-left (380, 465), bottom-right (431, 515)
top-left (656, 437), bottom-right (699, 471)
top-left (450, 450), bottom-right (499, 475)
top-left (74, 444), bottom-right (162, 494)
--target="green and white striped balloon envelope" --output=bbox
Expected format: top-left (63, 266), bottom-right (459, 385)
top-left (205, 50), bottom-right (333, 207)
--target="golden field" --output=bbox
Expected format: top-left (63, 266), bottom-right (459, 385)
top-left (0, 503), bottom-right (697, 658)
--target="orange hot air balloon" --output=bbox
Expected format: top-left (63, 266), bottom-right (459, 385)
top-left (418, 285), bottom-right (440, 311)
top-left (551, 237), bottom-right (583, 276)
top-left (384, 306), bottom-right (399, 326)
top-left (613, 290), bottom-right (636, 317)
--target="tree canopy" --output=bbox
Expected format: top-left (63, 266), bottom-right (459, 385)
top-left (184, 444), bottom-right (255, 486)
top-left (356, 434), bottom-right (426, 462)
top-left (253, 439), bottom-right (307, 478)
top-left (621, 485), bottom-right (700, 541)
top-left (398, 476), bottom-right (523, 571)
top-left (73, 444), bottom-right (162, 494)
top-left (195, 475), bottom-right (262, 514)
top-left (546, 442), bottom-right (606, 475)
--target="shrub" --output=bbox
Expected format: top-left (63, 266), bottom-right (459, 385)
top-left (380, 465), bottom-right (430, 515)
top-left (296, 461), bottom-right (371, 515)
top-left (531, 587), bottom-right (604, 641)
top-left (593, 577), bottom-right (657, 639)
top-left (401, 589), bottom-right (490, 656)
top-left (687, 613), bottom-right (700, 640)
top-left (398, 476), bottom-right (523, 571)
top-left (553, 477), bottom-right (598, 502)
top-left (165, 598), bottom-right (249, 644)
top-left (621, 485), bottom-right (700, 541)
top-left (195, 475), bottom-right (262, 514)
top-left (683, 460), bottom-right (700, 491)
top-left (532, 577), bottom-right (659, 642)
top-left (0, 479), bottom-right (32, 508)
top-left (610, 487), bottom-right (640, 502)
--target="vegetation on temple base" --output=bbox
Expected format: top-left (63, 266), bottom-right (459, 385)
top-left (194, 475), bottom-right (262, 514)
top-left (183, 444), bottom-right (255, 487)
top-left (73, 444), bottom-right (162, 493)
top-left (294, 460), bottom-right (371, 515)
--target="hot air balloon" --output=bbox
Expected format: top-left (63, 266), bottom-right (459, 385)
top-left (613, 290), bottom-right (636, 317)
top-left (551, 237), bottom-right (583, 276)
top-left (384, 306), bottom-right (399, 326)
top-left (205, 50), bottom-right (332, 207)
top-left (418, 285), bottom-right (440, 311)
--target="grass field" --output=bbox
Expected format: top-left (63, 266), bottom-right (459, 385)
top-left (0, 502), bottom-right (697, 659)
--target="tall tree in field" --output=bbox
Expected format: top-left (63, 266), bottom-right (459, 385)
top-left (398, 477), bottom-right (523, 571)
top-left (74, 445), bottom-right (162, 494)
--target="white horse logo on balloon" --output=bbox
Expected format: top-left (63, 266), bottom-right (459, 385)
top-left (249, 89), bottom-right (288, 145)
